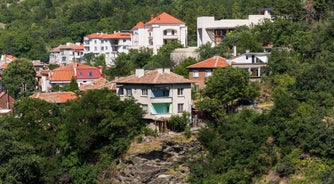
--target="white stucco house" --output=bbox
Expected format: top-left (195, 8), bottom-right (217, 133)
top-left (114, 68), bottom-right (192, 121)
top-left (83, 31), bottom-right (131, 66)
top-left (197, 10), bottom-right (271, 47)
top-left (228, 52), bottom-right (269, 81)
top-left (49, 43), bottom-right (83, 65)
top-left (130, 12), bottom-right (188, 54)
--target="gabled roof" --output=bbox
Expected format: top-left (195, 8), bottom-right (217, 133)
top-left (49, 63), bottom-right (102, 82)
top-left (50, 43), bottom-right (82, 53)
top-left (145, 12), bottom-right (184, 25)
top-left (187, 56), bottom-right (228, 69)
top-left (131, 21), bottom-right (145, 30)
top-left (49, 65), bottom-right (74, 81)
top-left (114, 69), bottom-right (191, 84)
top-left (76, 64), bottom-right (102, 79)
top-left (79, 78), bottom-right (116, 91)
top-left (30, 92), bottom-right (77, 103)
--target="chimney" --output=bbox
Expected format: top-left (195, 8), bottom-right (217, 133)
top-left (135, 68), bottom-right (144, 78)
top-left (150, 14), bottom-right (154, 20)
top-left (157, 68), bottom-right (163, 74)
top-left (163, 68), bottom-right (170, 73)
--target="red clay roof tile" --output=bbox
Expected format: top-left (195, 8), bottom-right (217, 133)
top-left (187, 56), bottom-right (228, 69)
top-left (145, 12), bottom-right (184, 25)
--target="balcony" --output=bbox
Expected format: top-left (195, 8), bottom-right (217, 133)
top-left (150, 97), bottom-right (172, 103)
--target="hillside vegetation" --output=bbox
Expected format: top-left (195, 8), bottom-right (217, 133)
top-left (0, 0), bottom-right (334, 183)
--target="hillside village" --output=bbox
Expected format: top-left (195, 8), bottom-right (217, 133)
top-left (0, 1), bottom-right (334, 183)
top-left (0, 11), bottom-right (270, 121)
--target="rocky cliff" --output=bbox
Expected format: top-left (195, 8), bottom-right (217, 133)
top-left (104, 132), bottom-right (204, 184)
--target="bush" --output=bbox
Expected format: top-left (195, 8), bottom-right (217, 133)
top-left (275, 159), bottom-right (296, 177)
top-left (184, 126), bottom-right (191, 138)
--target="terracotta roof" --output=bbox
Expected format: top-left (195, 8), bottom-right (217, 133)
top-left (30, 92), bottom-right (77, 103)
top-left (86, 33), bottom-right (112, 39)
top-left (109, 32), bottom-right (131, 39)
top-left (132, 21), bottom-right (145, 30)
top-left (49, 65), bottom-right (74, 81)
top-left (0, 91), bottom-right (15, 113)
top-left (73, 44), bottom-right (84, 51)
top-left (86, 32), bottom-right (130, 39)
top-left (79, 78), bottom-right (116, 91)
top-left (187, 56), bottom-right (228, 69)
top-left (0, 62), bottom-right (8, 69)
top-left (145, 12), bottom-right (184, 25)
top-left (114, 69), bottom-right (191, 84)
top-left (49, 63), bottom-right (103, 81)
top-left (4, 54), bottom-right (17, 61)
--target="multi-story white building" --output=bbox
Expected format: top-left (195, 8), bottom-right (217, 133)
top-left (197, 10), bottom-right (271, 47)
top-left (83, 32), bottom-right (131, 66)
top-left (114, 68), bottom-right (192, 121)
top-left (49, 43), bottom-right (83, 65)
top-left (130, 12), bottom-right (188, 54)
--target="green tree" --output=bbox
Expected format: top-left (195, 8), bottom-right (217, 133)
top-left (2, 58), bottom-right (37, 98)
top-left (199, 67), bottom-right (258, 115)
top-left (173, 57), bottom-right (197, 78)
top-left (68, 76), bottom-right (79, 92)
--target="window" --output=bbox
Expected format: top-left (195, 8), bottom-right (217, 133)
top-left (126, 89), bottom-right (132, 97)
top-left (141, 104), bottom-right (148, 112)
top-left (79, 72), bottom-right (83, 76)
top-left (118, 87), bottom-right (124, 95)
top-left (94, 47), bottom-right (97, 51)
top-left (164, 30), bottom-right (167, 35)
top-left (89, 72), bottom-right (93, 77)
top-left (177, 103), bottom-right (184, 113)
top-left (172, 30), bottom-right (175, 35)
top-left (205, 70), bottom-right (212, 77)
top-left (142, 89), bottom-right (148, 96)
top-left (62, 57), bottom-right (66, 61)
top-left (193, 70), bottom-right (199, 78)
top-left (94, 40), bottom-right (97, 44)
top-left (101, 47), bottom-right (104, 51)
top-left (177, 88), bottom-right (183, 96)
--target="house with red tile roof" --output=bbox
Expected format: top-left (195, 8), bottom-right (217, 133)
top-left (79, 77), bottom-right (115, 92)
top-left (0, 90), bottom-right (15, 115)
top-left (130, 12), bottom-right (187, 54)
top-left (187, 56), bottom-right (229, 89)
top-left (83, 31), bottom-right (131, 66)
top-left (114, 68), bottom-right (192, 121)
top-left (49, 42), bottom-right (83, 65)
top-left (42, 62), bottom-right (103, 92)
top-left (0, 54), bottom-right (17, 70)
top-left (30, 91), bottom-right (77, 103)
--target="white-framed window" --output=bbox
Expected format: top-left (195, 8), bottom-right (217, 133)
top-left (177, 103), bottom-right (184, 113)
top-left (193, 70), bottom-right (199, 78)
top-left (141, 104), bottom-right (148, 112)
top-left (142, 89), bottom-right (148, 96)
top-left (89, 71), bottom-right (93, 77)
top-left (94, 46), bottom-right (97, 51)
top-left (126, 89), bottom-right (132, 97)
top-left (205, 69), bottom-right (212, 77)
top-left (177, 88), bottom-right (183, 96)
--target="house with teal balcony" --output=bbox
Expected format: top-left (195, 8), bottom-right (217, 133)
top-left (114, 68), bottom-right (192, 121)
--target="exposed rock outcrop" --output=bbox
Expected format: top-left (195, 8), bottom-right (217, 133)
top-left (108, 133), bottom-right (204, 184)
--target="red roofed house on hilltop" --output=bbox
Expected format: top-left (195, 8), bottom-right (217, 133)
top-left (83, 31), bottom-right (131, 66)
top-left (49, 43), bottom-right (84, 65)
top-left (130, 12), bottom-right (188, 54)
top-left (41, 62), bottom-right (103, 92)
top-left (187, 56), bottom-right (229, 89)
